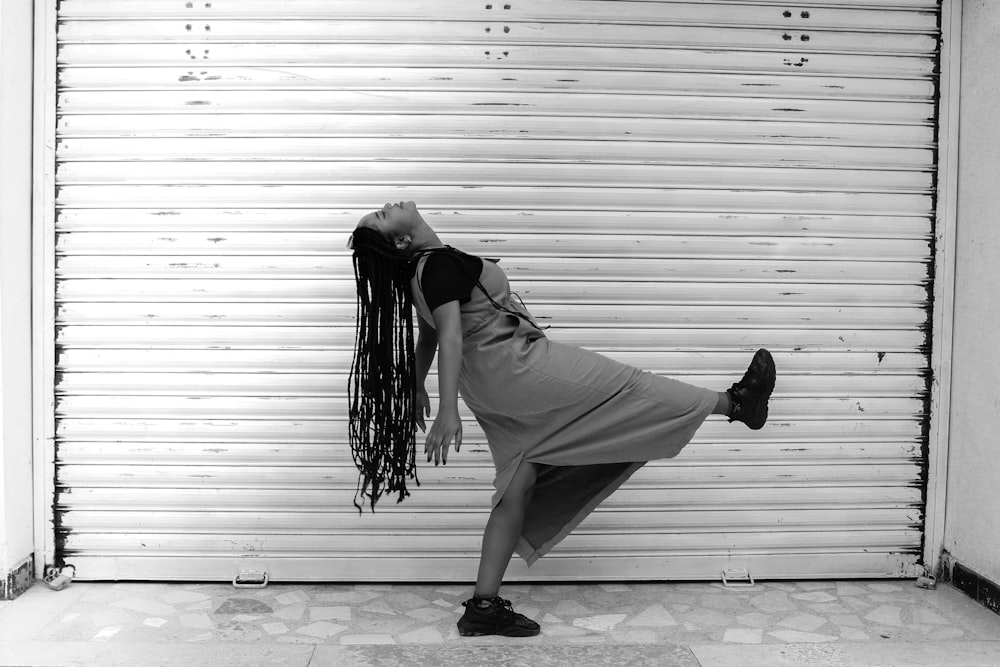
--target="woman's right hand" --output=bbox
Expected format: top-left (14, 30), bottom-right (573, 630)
top-left (424, 407), bottom-right (462, 466)
top-left (415, 387), bottom-right (431, 432)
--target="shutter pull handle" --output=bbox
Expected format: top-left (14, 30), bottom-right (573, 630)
top-left (233, 570), bottom-right (269, 589)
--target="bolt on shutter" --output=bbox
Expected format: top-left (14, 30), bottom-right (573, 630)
top-left (53, 0), bottom-right (940, 580)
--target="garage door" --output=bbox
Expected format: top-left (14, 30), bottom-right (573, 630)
top-left (52, 0), bottom-right (939, 581)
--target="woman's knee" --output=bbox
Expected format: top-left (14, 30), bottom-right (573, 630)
top-left (499, 461), bottom-right (538, 509)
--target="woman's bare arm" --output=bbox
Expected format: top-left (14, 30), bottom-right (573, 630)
top-left (424, 300), bottom-right (463, 465)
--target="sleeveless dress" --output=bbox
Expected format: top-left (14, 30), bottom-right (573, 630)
top-left (411, 249), bottom-right (717, 565)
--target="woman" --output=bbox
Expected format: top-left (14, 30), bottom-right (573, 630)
top-left (348, 201), bottom-right (776, 638)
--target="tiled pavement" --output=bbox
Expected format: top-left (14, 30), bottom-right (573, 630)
top-left (1, 579), bottom-right (999, 666)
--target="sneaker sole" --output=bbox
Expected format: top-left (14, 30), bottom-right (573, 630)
top-left (746, 349), bottom-right (776, 430)
top-left (458, 621), bottom-right (540, 638)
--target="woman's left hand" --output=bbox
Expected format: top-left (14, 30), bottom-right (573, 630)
top-left (415, 387), bottom-right (431, 432)
top-left (424, 407), bottom-right (462, 466)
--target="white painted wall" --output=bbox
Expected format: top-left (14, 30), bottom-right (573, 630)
top-left (0, 0), bottom-right (37, 588)
top-left (943, 0), bottom-right (1000, 584)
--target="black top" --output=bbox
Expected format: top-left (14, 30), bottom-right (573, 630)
top-left (415, 249), bottom-right (484, 313)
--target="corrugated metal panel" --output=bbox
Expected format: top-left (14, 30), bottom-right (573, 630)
top-left (52, 0), bottom-right (939, 581)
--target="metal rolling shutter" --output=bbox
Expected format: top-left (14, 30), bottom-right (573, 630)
top-left (53, 0), bottom-right (940, 581)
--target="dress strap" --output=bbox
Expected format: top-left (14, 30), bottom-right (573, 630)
top-left (411, 247), bottom-right (548, 331)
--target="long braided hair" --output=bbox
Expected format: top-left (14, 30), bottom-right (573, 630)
top-left (347, 226), bottom-right (419, 510)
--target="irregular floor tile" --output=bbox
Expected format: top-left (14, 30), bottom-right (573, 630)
top-left (687, 608), bottom-right (733, 627)
top-left (627, 604), bottom-right (678, 627)
top-left (610, 629), bottom-right (657, 643)
top-left (843, 597), bottom-right (872, 612)
top-left (928, 626), bottom-right (965, 640)
top-left (398, 626), bottom-right (445, 644)
top-left (314, 591), bottom-right (382, 604)
top-left (310, 606), bottom-right (351, 622)
top-left (161, 591), bottom-right (210, 604)
top-left (829, 614), bottom-right (863, 628)
top-left (867, 583), bottom-right (903, 593)
top-left (361, 600), bottom-right (398, 616)
top-left (278, 635), bottom-right (322, 644)
top-left (912, 606), bottom-right (950, 625)
top-left (111, 597), bottom-right (178, 616)
top-left (791, 591), bottom-right (838, 603)
top-left (274, 590), bottom-right (310, 605)
top-left (339, 634), bottom-right (396, 645)
top-left (92, 626), bottom-right (122, 642)
top-left (736, 612), bottom-right (770, 628)
top-left (273, 604), bottom-right (306, 621)
top-left (834, 583), bottom-right (870, 596)
top-left (776, 613), bottom-right (828, 633)
top-left (296, 621), bottom-right (347, 639)
top-left (542, 624), bottom-right (590, 638)
top-left (750, 591), bottom-right (795, 613)
top-left (796, 581), bottom-right (836, 591)
top-left (543, 585), bottom-right (579, 593)
top-left (663, 594), bottom-right (697, 605)
top-left (384, 593), bottom-right (430, 610)
top-left (553, 599), bottom-right (593, 616)
top-left (261, 622), bottom-right (289, 635)
top-left (214, 597), bottom-right (273, 615)
top-left (179, 613), bottom-right (214, 629)
top-left (864, 605), bottom-right (903, 626)
top-left (723, 627), bottom-right (763, 644)
top-left (572, 614), bottom-right (627, 632)
top-left (90, 610), bottom-right (134, 627)
top-left (768, 629), bottom-right (838, 643)
top-left (406, 607), bottom-right (452, 623)
top-left (702, 595), bottom-right (744, 611)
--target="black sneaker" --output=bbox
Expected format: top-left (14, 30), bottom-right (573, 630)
top-left (727, 348), bottom-right (776, 430)
top-left (457, 596), bottom-right (540, 637)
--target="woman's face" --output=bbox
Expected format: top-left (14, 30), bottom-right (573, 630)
top-left (356, 201), bottom-right (420, 240)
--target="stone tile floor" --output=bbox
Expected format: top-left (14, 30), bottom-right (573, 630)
top-left (2, 579), bottom-right (999, 666)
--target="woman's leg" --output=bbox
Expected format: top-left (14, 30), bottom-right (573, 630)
top-left (474, 460), bottom-right (538, 598)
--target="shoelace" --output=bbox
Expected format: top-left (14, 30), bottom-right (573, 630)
top-left (465, 596), bottom-right (515, 612)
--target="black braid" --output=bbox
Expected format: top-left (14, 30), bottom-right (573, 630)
top-left (347, 227), bottom-right (419, 511)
